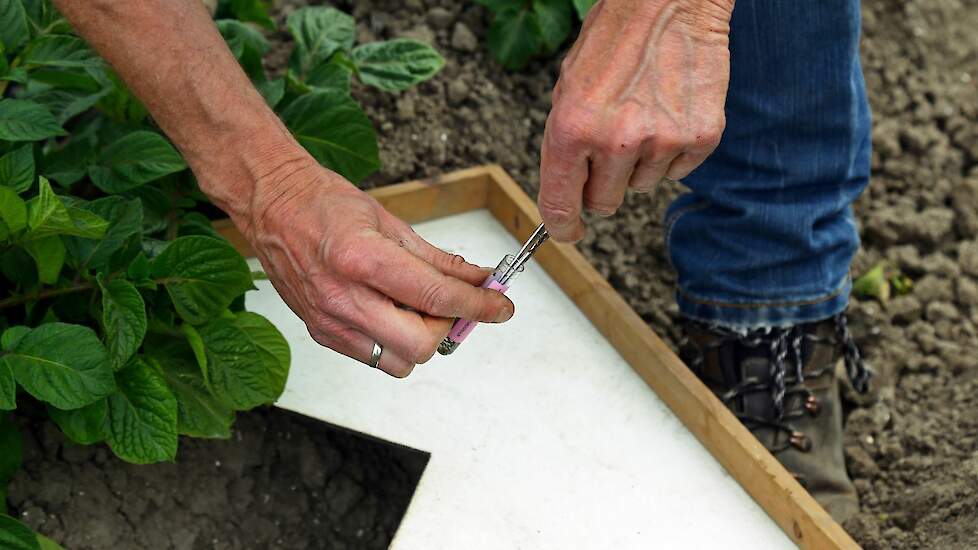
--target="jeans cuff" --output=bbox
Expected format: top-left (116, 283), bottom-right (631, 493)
top-left (676, 277), bottom-right (851, 330)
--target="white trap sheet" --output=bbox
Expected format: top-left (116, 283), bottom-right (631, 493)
top-left (246, 209), bottom-right (793, 549)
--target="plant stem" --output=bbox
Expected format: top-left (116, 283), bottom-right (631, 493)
top-left (0, 282), bottom-right (95, 311)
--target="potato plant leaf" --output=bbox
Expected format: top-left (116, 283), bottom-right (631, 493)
top-left (0, 326), bottom-right (29, 351)
top-left (0, 145), bottom-right (35, 194)
top-left (305, 59), bottom-right (352, 94)
top-left (87, 131), bottom-right (187, 194)
top-left (532, 0), bottom-right (573, 53)
top-left (47, 399), bottom-right (108, 445)
top-left (0, 99), bottom-right (66, 141)
top-left (150, 236), bottom-right (253, 324)
top-left (99, 277), bottom-right (147, 370)
top-left (0, 514), bottom-right (40, 550)
top-left (22, 235), bottom-right (65, 284)
top-left (105, 358), bottom-right (178, 464)
top-left (22, 34), bottom-right (102, 69)
top-left (196, 312), bottom-right (289, 410)
top-left (351, 39), bottom-right (445, 92)
top-left (280, 89), bottom-right (379, 182)
top-left (487, 6), bottom-right (542, 70)
top-left (286, 6), bottom-right (355, 77)
top-left (0, 360), bottom-right (15, 410)
top-left (2, 323), bottom-right (116, 410)
top-left (571, 0), bottom-right (596, 20)
top-left (0, 186), bottom-right (27, 237)
top-left (149, 348), bottom-right (234, 439)
top-left (64, 196), bottom-right (142, 271)
top-left (0, 0), bottom-right (30, 53)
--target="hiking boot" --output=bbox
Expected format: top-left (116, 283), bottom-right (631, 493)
top-left (679, 314), bottom-right (872, 524)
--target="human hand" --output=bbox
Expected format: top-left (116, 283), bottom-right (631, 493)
top-left (539, 0), bottom-right (734, 242)
top-left (238, 156), bottom-right (515, 378)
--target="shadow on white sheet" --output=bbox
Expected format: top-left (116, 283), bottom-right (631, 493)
top-left (245, 209), bottom-right (794, 550)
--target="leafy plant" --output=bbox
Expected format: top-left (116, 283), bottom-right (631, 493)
top-left (852, 262), bottom-right (913, 303)
top-left (476, 0), bottom-right (596, 70)
top-left (0, 0), bottom-right (444, 543)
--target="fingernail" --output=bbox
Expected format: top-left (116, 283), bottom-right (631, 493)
top-left (494, 303), bottom-right (514, 323)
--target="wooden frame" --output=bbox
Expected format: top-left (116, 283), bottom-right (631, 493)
top-left (216, 165), bottom-right (859, 550)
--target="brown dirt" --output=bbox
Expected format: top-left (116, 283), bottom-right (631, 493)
top-left (8, 0), bottom-right (978, 548)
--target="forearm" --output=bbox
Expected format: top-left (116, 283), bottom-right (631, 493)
top-left (53, 0), bottom-right (310, 227)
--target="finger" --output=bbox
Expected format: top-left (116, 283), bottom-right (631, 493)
top-left (404, 235), bottom-right (493, 287)
top-left (353, 289), bottom-right (454, 365)
top-left (365, 239), bottom-right (515, 323)
top-left (627, 155), bottom-right (671, 193)
top-left (665, 151), bottom-right (712, 181)
top-left (308, 320), bottom-right (416, 378)
top-left (539, 115), bottom-right (589, 242)
top-left (583, 148), bottom-right (639, 216)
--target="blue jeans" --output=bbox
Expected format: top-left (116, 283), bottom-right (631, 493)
top-left (666, 0), bottom-right (871, 330)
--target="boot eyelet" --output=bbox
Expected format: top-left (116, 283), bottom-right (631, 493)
top-left (790, 431), bottom-right (812, 452)
top-left (804, 395), bottom-right (821, 417)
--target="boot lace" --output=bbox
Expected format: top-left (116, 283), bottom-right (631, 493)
top-left (681, 314), bottom-right (873, 455)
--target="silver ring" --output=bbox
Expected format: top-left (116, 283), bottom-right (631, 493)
top-left (369, 342), bottom-right (383, 369)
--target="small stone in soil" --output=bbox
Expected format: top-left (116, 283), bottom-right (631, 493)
top-left (450, 22), bottom-right (478, 52)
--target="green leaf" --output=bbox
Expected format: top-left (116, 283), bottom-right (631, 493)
top-left (88, 131), bottom-right (187, 194)
top-left (256, 77), bottom-right (285, 108)
top-left (286, 6), bottom-right (355, 77)
top-left (99, 277), bottom-right (147, 370)
top-left (0, 186), bottom-right (27, 236)
top-left (532, 0), bottom-right (573, 53)
top-left (181, 323), bottom-right (207, 374)
top-left (35, 533), bottom-right (64, 550)
top-left (149, 347), bottom-right (233, 438)
top-left (1, 323), bottom-right (116, 410)
top-left (0, 413), bottom-right (22, 497)
top-left (40, 137), bottom-right (95, 187)
top-left (47, 398), bottom-right (107, 445)
top-left (127, 252), bottom-right (150, 282)
top-left (150, 236), bottom-right (252, 324)
top-left (64, 197), bottom-right (142, 271)
top-left (0, 248), bottom-right (35, 287)
top-left (233, 312), bottom-right (289, 396)
top-left (351, 39), bottom-right (445, 92)
top-left (105, 358), bottom-right (178, 464)
top-left (23, 235), bottom-right (64, 284)
top-left (228, 0), bottom-right (274, 29)
top-left (571, 0), bottom-right (596, 20)
top-left (0, 145), bottom-right (35, 193)
top-left (305, 59), bottom-right (352, 94)
top-left (1, 326), bottom-right (29, 351)
top-left (0, 0), bottom-right (30, 53)
top-left (280, 90), bottom-right (379, 182)
top-left (0, 514), bottom-right (40, 550)
top-left (487, 6), bottom-right (542, 70)
top-left (25, 178), bottom-right (73, 239)
top-left (217, 18), bottom-right (269, 79)
top-left (25, 88), bottom-right (109, 125)
top-left (0, 99), bottom-right (66, 141)
top-left (22, 34), bottom-right (102, 69)
top-left (64, 206), bottom-right (109, 239)
top-left (195, 312), bottom-right (289, 410)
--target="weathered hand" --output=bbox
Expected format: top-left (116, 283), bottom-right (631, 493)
top-left (239, 157), bottom-right (514, 378)
top-left (539, 0), bottom-right (734, 242)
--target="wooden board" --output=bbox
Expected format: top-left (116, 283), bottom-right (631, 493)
top-left (217, 165), bottom-right (859, 550)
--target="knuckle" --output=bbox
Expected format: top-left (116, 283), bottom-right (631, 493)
top-left (538, 198), bottom-right (579, 226)
top-left (412, 339), bottom-right (438, 364)
top-left (330, 241), bottom-right (376, 281)
top-left (548, 111), bottom-right (592, 151)
top-left (583, 198), bottom-right (620, 216)
top-left (417, 281), bottom-right (450, 316)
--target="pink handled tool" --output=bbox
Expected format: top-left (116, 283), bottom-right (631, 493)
top-left (437, 222), bottom-right (550, 355)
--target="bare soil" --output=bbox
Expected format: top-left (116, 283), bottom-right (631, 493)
top-left (8, 0), bottom-right (978, 548)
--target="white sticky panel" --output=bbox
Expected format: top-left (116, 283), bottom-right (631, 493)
top-left (246, 209), bottom-right (793, 549)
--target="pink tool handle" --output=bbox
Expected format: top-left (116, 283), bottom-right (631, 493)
top-left (447, 276), bottom-right (509, 342)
